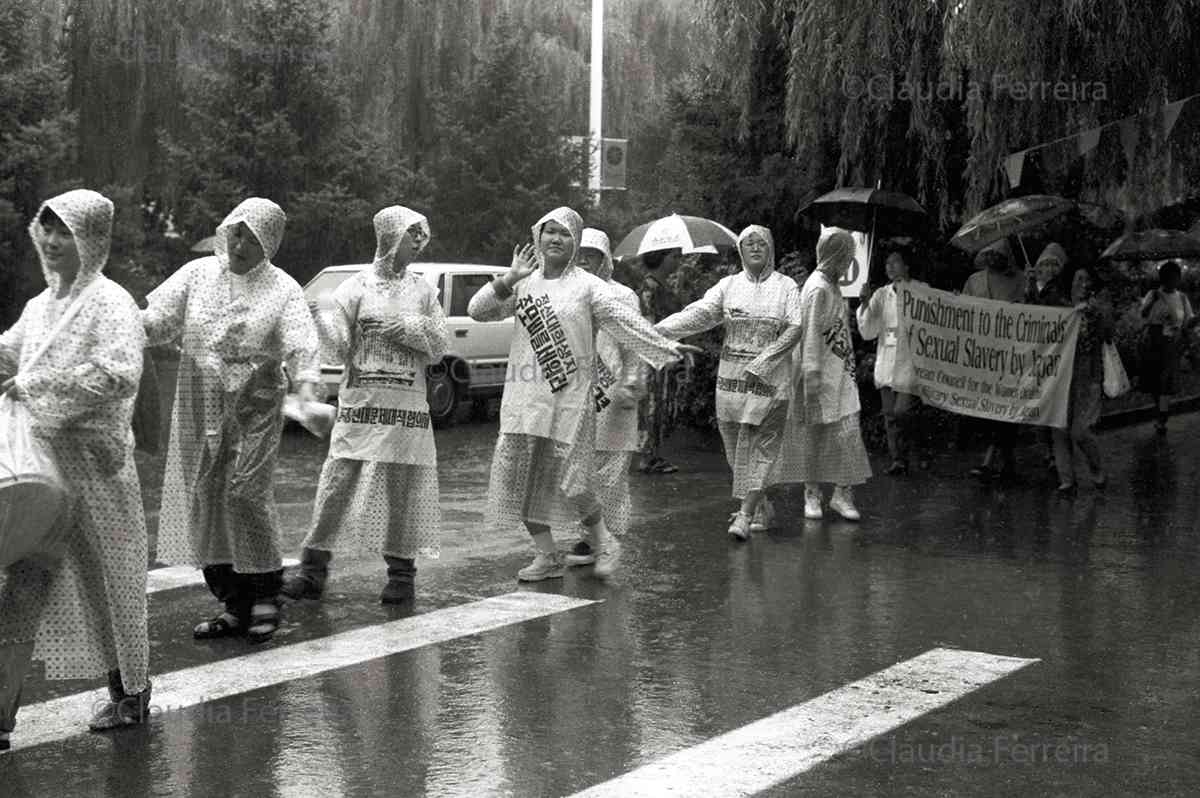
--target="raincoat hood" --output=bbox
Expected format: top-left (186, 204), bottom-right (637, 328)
top-left (532, 206), bottom-right (583, 271)
top-left (737, 224), bottom-right (775, 282)
top-left (372, 205), bottom-right (430, 277)
top-left (214, 197), bottom-right (286, 272)
top-left (976, 238), bottom-right (1013, 272)
top-left (816, 225), bottom-right (855, 276)
top-left (28, 188), bottom-right (114, 297)
top-left (580, 227), bottom-right (614, 280)
top-left (1036, 242), bottom-right (1068, 269)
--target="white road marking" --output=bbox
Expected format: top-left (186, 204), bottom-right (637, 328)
top-left (145, 559), bottom-right (300, 594)
top-left (567, 647), bottom-right (1039, 797)
top-left (10, 591), bottom-right (597, 752)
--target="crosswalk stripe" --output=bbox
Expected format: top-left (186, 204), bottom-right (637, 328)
top-left (10, 591), bottom-right (597, 752)
top-left (145, 559), bottom-right (300, 594)
top-left (567, 647), bottom-right (1039, 797)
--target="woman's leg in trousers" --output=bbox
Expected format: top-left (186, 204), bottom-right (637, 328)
top-left (1052, 428), bottom-right (1074, 487)
top-left (0, 561), bottom-right (54, 735)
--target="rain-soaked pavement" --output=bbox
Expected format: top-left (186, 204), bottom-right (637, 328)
top-left (2, 404), bottom-right (1200, 797)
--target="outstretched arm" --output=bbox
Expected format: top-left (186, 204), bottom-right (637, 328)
top-left (654, 281), bottom-right (727, 340)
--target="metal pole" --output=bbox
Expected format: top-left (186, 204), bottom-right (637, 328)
top-left (589, 0), bottom-right (604, 199)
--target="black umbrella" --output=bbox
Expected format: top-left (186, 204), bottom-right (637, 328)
top-left (801, 187), bottom-right (928, 285)
top-left (802, 187), bottom-right (928, 237)
top-left (1100, 229), bottom-right (1200, 261)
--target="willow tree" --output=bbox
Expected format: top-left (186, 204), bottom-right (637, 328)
top-left (701, 0), bottom-right (1200, 229)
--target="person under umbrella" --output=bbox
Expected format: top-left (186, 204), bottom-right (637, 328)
top-left (963, 240), bottom-right (1026, 481)
top-left (566, 228), bottom-right (642, 567)
top-left (635, 248), bottom-right (684, 474)
top-left (1054, 265), bottom-right (1112, 494)
top-left (856, 247), bottom-right (930, 475)
top-left (0, 189), bottom-right (151, 747)
top-left (769, 226), bottom-right (872, 521)
top-left (468, 207), bottom-right (696, 581)
top-left (1026, 243), bottom-right (1072, 476)
top-left (654, 225), bottom-right (802, 539)
top-left (143, 198), bottom-right (320, 643)
top-left (282, 206), bottom-right (446, 605)
top-left (1139, 260), bottom-right (1197, 434)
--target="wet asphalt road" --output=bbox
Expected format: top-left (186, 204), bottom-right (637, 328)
top-left (2, 408), bottom-right (1199, 797)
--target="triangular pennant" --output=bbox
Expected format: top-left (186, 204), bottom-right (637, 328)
top-left (1003, 151), bottom-right (1026, 188)
top-left (1119, 119), bottom-right (1139, 168)
top-left (1162, 98), bottom-right (1187, 138)
top-left (1077, 126), bottom-right (1102, 157)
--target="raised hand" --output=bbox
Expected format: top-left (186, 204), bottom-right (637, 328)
top-left (505, 243), bottom-right (539, 288)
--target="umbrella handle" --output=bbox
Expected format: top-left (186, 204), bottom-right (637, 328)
top-left (1015, 234), bottom-right (1032, 270)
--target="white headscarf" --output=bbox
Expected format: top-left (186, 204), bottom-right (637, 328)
top-left (580, 227), bottom-right (614, 280)
top-left (214, 197), bottom-right (286, 272)
top-left (28, 188), bottom-right (114, 298)
top-left (372, 205), bottom-right (430, 276)
top-left (531, 206), bottom-right (584, 271)
top-left (737, 224), bottom-right (775, 282)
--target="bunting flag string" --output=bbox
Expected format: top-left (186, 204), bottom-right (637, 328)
top-left (1001, 93), bottom-right (1198, 190)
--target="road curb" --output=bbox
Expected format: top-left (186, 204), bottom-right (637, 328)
top-left (1096, 393), bottom-right (1200, 430)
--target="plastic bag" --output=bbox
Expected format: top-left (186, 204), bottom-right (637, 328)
top-left (0, 396), bottom-right (69, 568)
top-left (1102, 342), bottom-right (1131, 399)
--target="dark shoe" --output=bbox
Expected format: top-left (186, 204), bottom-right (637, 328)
top-left (1093, 475), bottom-right (1108, 491)
top-left (381, 556), bottom-right (416, 605)
top-left (0, 736), bottom-right (9, 751)
top-left (281, 548), bottom-right (331, 600)
top-left (193, 613), bottom-right (245, 640)
top-left (1056, 482), bottom-right (1077, 497)
top-left (380, 579), bottom-right (415, 605)
top-left (89, 689), bottom-right (152, 731)
top-left (564, 539), bottom-right (595, 566)
top-left (246, 602), bottom-right (280, 644)
top-left (885, 461), bottom-right (908, 476)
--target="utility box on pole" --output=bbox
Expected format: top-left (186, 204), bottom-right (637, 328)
top-left (601, 138), bottom-right (627, 190)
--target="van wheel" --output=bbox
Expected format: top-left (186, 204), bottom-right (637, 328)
top-left (427, 362), bottom-right (460, 427)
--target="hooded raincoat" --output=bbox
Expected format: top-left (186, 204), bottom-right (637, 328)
top-left (468, 208), bottom-right (683, 531)
top-left (769, 227), bottom-right (872, 487)
top-left (582, 228), bottom-right (641, 540)
top-left (301, 206), bottom-right (447, 559)
top-left (0, 189), bottom-right (149, 707)
top-left (143, 198), bottom-right (319, 577)
top-left (655, 225), bottom-right (801, 497)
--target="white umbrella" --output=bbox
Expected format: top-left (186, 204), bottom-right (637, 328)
top-left (613, 214), bottom-right (737, 259)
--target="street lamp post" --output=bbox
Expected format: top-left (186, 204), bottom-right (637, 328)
top-left (589, 0), bottom-right (604, 200)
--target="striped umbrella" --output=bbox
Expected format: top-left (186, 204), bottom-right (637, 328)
top-left (613, 214), bottom-right (737, 259)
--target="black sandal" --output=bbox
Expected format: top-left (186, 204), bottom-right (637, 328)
top-left (247, 603), bottom-right (280, 644)
top-left (193, 613), bottom-right (245, 640)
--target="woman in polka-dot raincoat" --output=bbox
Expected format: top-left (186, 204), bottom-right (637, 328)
top-left (0, 189), bottom-right (151, 748)
top-left (283, 206), bottom-right (447, 605)
top-left (143, 198), bottom-right (319, 644)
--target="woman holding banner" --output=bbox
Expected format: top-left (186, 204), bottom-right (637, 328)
top-left (771, 226), bottom-right (871, 521)
top-left (856, 248), bottom-right (929, 475)
top-left (1053, 265), bottom-right (1112, 494)
top-left (963, 241), bottom-right (1025, 481)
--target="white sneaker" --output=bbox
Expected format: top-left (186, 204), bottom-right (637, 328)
top-left (727, 511), bottom-right (751, 541)
top-left (830, 487), bottom-right (861, 521)
top-left (804, 489), bottom-right (824, 520)
top-left (593, 539), bottom-right (621, 579)
top-left (748, 501), bottom-right (771, 533)
top-left (517, 553), bottom-right (564, 582)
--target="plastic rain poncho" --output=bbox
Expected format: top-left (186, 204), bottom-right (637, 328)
top-left (301, 206), bottom-right (447, 559)
top-left (769, 227), bottom-right (871, 487)
top-left (654, 225), bottom-right (801, 497)
top-left (469, 207), bottom-right (684, 531)
top-left (0, 189), bottom-right (149, 694)
top-left (581, 227), bottom-right (640, 541)
top-left (144, 198), bottom-right (319, 573)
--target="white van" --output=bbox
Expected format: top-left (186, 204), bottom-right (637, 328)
top-left (303, 263), bottom-right (513, 426)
